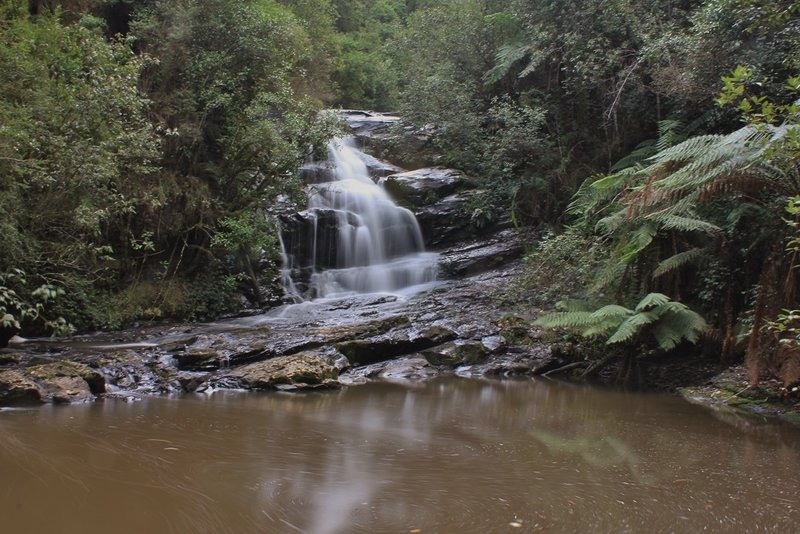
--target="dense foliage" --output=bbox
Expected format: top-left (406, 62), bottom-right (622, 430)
top-left (0, 0), bottom-right (339, 337)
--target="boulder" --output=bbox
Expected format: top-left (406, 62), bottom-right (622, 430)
top-left (314, 315), bottom-right (411, 343)
top-left (298, 162), bottom-right (335, 184)
top-left (0, 370), bottom-right (43, 404)
top-left (335, 324), bottom-right (456, 365)
top-left (0, 322), bottom-right (19, 349)
top-left (176, 371), bottom-right (211, 393)
top-left (341, 110), bottom-right (401, 141)
top-left (25, 361), bottom-right (106, 395)
top-left (41, 376), bottom-right (94, 404)
top-left (354, 151), bottom-right (404, 179)
top-left (174, 349), bottom-right (220, 371)
top-left (224, 352), bottom-right (339, 390)
top-left (415, 191), bottom-right (474, 248)
top-left (422, 341), bottom-right (488, 367)
top-left (439, 229), bottom-right (524, 277)
top-left (455, 345), bottom-right (555, 377)
top-left (343, 356), bottom-right (441, 383)
top-left (380, 168), bottom-right (467, 208)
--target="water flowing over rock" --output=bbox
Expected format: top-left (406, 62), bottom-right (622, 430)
top-left (280, 137), bottom-right (438, 299)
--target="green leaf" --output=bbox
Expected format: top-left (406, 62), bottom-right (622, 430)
top-left (634, 293), bottom-right (671, 312)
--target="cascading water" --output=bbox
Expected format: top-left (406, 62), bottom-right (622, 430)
top-left (279, 137), bottom-right (438, 300)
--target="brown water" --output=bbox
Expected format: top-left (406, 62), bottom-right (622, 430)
top-left (1, 378), bottom-right (798, 533)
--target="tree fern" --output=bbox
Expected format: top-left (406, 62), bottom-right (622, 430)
top-left (652, 248), bottom-right (707, 278)
top-left (634, 292), bottom-right (671, 311)
top-left (482, 43), bottom-right (534, 85)
top-left (649, 214), bottom-right (720, 234)
top-left (535, 293), bottom-right (708, 350)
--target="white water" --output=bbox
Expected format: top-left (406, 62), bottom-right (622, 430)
top-left (280, 137), bottom-right (438, 299)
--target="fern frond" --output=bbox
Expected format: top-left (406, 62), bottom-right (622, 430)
top-left (656, 120), bottom-right (687, 151)
top-left (651, 323), bottom-right (684, 350)
top-left (650, 134), bottom-right (724, 164)
top-left (652, 248), bottom-right (707, 278)
top-left (534, 311), bottom-right (596, 329)
top-left (619, 222), bottom-right (657, 263)
top-left (652, 307), bottom-right (708, 349)
top-left (606, 310), bottom-right (658, 344)
top-left (517, 53), bottom-right (544, 78)
top-left (634, 292), bottom-right (671, 311)
top-left (589, 304), bottom-right (633, 320)
top-left (611, 140), bottom-right (656, 171)
top-left (483, 44), bottom-right (533, 84)
top-left (592, 262), bottom-right (626, 293)
top-left (652, 214), bottom-right (720, 234)
top-left (596, 209), bottom-right (629, 235)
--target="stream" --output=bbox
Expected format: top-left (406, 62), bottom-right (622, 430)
top-left (2, 378), bottom-right (799, 533)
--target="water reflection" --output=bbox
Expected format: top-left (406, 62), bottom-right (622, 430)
top-left (1, 379), bottom-right (799, 533)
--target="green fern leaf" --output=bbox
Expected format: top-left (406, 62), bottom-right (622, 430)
top-left (589, 304), bottom-right (633, 320)
top-left (651, 323), bottom-right (684, 350)
top-left (483, 44), bottom-right (533, 84)
top-left (652, 248), bottom-right (707, 278)
top-left (652, 214), bottom-right (720, 234)
top-left (606, 310), bottom-right (658, 344)
top-left (534, 311), bottom-right (596, 329)
top-left (634, 293), bottom-right (671, 311)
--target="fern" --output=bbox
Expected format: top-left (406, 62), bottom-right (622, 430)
top-left (634, 292), bottom-right (671, 311)
top-left (483, 43), bottom-right (534, 84)
top-left (650, 214), bottom-right (721, 234)
top-left (606, 310), bottom-right (658, 344)
top-left (652, 248), bottom-right (707, 278)
top-left (535, 294), bottom-right (708, 350)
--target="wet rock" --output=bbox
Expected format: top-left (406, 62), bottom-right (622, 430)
top-left (159, 336), bottom-right (199, 353)
top-left (298, 161), bottom-right (335, 184)
top-left (0, 370), bottom-right (43, 404)
top-left (223, 352), bottom-right (339, 390)
top-left (174, 349), bottom-right (220, 371)
top-left (176, 371), bottom-right (211, 393)
top-left (344, 356), bottom-right (441, 383)
top-left (455, 345), bottom-right (555, 377)
top-left (77, 350), bottom-right (177, 396)
top-left (452, 341), bottom-right (489, 365)
top-left (336, 324), bottom-right (455, 366)
top-left (341, 112), bottom-right (435, 169)
top-left (380, 168), bottom-right (467, 208)
top-left (440, 229), bottom-right (524, 277)
top-left (354, 151), bottom-right (404, 179)
top-left (0, 322), bottom-right (20, 349)
top-left (314, 315), bottom-right (411, 343)
top-left (299, 141), bottom-right (403, 183)
top-left (422, 341), bottom-right (488, 367)
top-left (25, 361), bottom-right (106, 395)
top-left (0, 352), bottom-right (21, 366)
top-left (341, 110), bottom-right (401, 139)
top-left (41, 376), bottom-right (94, 404)
top-left (421, 344), bottom-right (458, 366)
top-left (481, 335), bottom-right (507, 354)
top-left (279, 207), bottom-right (362, 275)
top-left (415, 192), bottom-right (474, 248)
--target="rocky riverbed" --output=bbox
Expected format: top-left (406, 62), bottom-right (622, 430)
top-left (0, 234), bottom-right (562, 405)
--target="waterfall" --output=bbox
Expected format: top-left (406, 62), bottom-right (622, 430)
top-left (280, 137), bottom-right (438, 299)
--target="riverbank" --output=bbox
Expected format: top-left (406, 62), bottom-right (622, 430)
top-left (2, 253), bottom-right (799, 426)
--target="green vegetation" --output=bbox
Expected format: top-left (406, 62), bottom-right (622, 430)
top-left (0, 0), bottom-right (339, 333)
